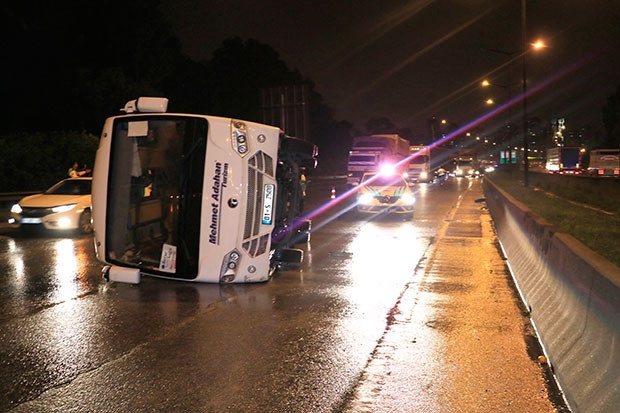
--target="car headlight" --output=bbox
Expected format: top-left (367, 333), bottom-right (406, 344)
top-left (52, 204), bottom-right (77, 213)
top-left (401, 193), bottom-right (415, 205)
top-left (10, 203), bottom-right (22, 214)
top-left (358, 193), bottom-right (374, 205)
top-left (57, 217), bottom-right (73, 228)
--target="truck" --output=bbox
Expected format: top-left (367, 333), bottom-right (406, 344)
top-left (407, 145), bottom-right (431, 183)
top-left (587, 148), bottom-right (620, 176)
top-left (346, 134), bottom-right (410, 186)
top-left (545, 146), bottom-right (584, 174)
top-left (452, 156), bottom-right (479, 178)
top-left (91, 97), bottom-right (318, 284)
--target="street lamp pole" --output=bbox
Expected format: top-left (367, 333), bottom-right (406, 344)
top-left (521, 0), bottom-right (529, 187)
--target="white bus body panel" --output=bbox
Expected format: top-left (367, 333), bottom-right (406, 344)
top-left (197, 118), bottom-right (279, 283)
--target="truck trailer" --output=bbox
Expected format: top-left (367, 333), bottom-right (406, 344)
top-left (346, 134), bottom-right (409, 186)
top-left (546, 147), bottom-right (584, 174)
top-left (587, 149), bottom-right (620, 176)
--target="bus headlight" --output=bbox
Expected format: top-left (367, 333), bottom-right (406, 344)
top-left (231, 121), bottom-right (249, 157)
top-left (220, 250), bottom-right (241, 282)
top-left (10, 203), bottom-right (22, 214)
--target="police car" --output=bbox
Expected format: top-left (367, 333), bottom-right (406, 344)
top-left (356, 171), bottom-right (415, 217)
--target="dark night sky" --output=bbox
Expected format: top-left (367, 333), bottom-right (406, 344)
top-left (161, 0), bottom-right (620, 138)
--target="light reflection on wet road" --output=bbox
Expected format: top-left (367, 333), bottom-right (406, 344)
top-left (0, 177), bottom-right (560, 412)
top-left (0, 235), bottom-right (101, 321)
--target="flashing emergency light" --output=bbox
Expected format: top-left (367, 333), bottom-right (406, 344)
top-left (379, 163), bottom-right (396, 176)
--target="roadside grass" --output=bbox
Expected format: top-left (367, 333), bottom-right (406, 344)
top-left (486, 171), bottom-right (620, 269)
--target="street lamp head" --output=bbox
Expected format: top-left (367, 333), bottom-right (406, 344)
top-left (481, 79), bottom-right (510, 89)
top-left (531, 39), bottom-right (546, 50)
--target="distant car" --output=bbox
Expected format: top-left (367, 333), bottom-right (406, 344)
top-left (9, 178), bottom-right (93, 234)
top-left (434, 167), bottom-right (449, 180)
top-left (356, 172), bottom-right (415, 216)
top-left (479, 160), bottom-right (497, 174)
top-left (453, 161), bottom-right (480, 178)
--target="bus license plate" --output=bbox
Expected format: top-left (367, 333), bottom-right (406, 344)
top-left (262, 184), bottom-right (274, 225)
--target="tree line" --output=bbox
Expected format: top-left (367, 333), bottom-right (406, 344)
top-left (2, 1), bottom-right (619, 191)
top-left (1, 1), bottom-right (381, 190)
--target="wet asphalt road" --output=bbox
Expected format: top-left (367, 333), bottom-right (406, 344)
top-left (0, 177), bottom-right (563, 412)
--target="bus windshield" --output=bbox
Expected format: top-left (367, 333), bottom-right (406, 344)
top-left (106, 116), bottom-right (207, 278)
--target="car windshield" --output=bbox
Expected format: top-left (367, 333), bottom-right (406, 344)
top-left (45, 179), bottom-right (92, 195)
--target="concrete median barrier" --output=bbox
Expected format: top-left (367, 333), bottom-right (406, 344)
top-left (483, 179), bottom-right (620, 413)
